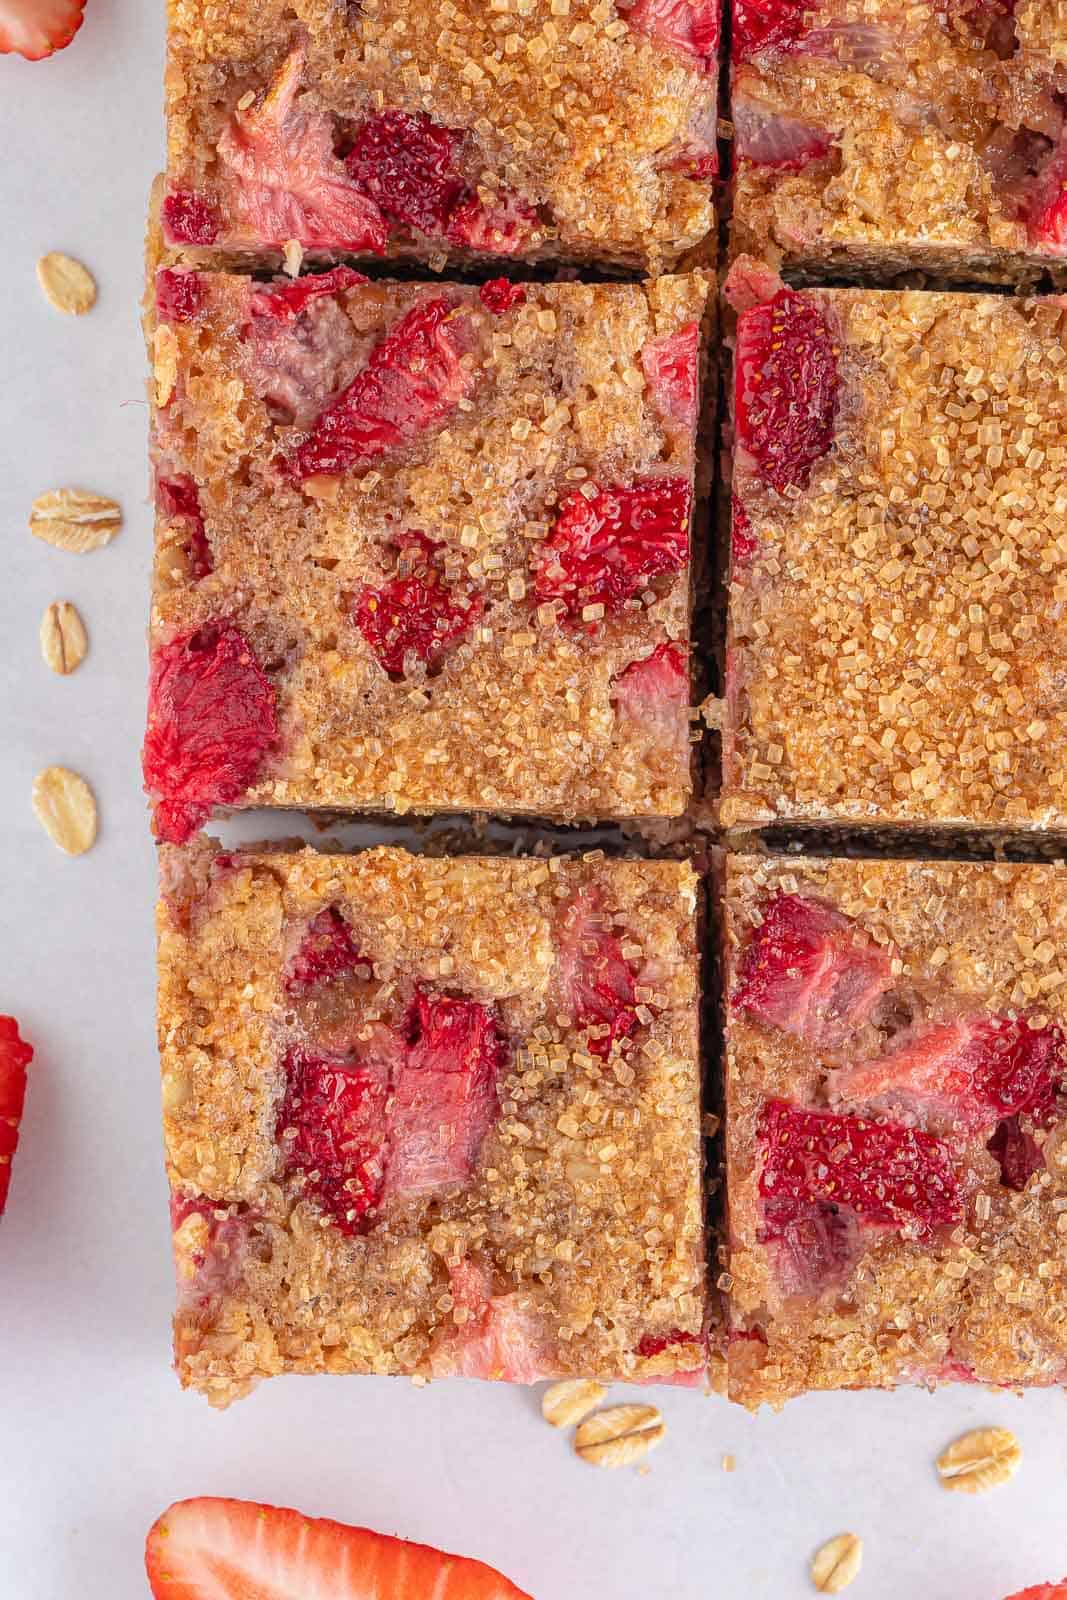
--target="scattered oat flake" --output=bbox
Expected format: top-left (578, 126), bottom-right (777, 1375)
top-left (721, 1453), bottom-right (736, 1473)
top-left (541, 1379), bottom-right (607, 1429)
top-left (32, 767), bottom-right (98, 856)
top-left (936, 1427), bottom-right (1022, 1494)
top-left (574, 1404), bottom-right (665, 1469)
top-left (30, 490), bottom-right (122, 553)
top-left (40, 601), bottom-right (88, 675)
top-left (36, 253), bottom-right (97, 316)
top-left (810, 1534), bottom-right (863, 1594)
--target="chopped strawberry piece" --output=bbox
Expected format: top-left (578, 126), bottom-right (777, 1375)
top-left (143, 622), bottom-right (279, 845)
top-left (0, 1018), bottom-right (33, 1219)
top-left (284, 906), bottom-right (373, 995)
top-left (733, 101), bottom-right (833, 169)
top-left (641, 321), bottom-right (700, 432)
top-left (145, 1496), bottom-right (533, 1600)
top-left (353, 533), bottom-right (483, 677)
top-left (731, 496), bottom-right (758, 565)
top-left (446, 192), bottom-right (538, 255)
top-left (636, 1328), bottom-right (703, 1358)
top-left (170, 1196), bottom-right (255, 1308)
top-left (735, 892), bottom-right (893, 1048)
top-left (557, 886), bottom-right (640, 1059)
top-left (217, 47), bottom-right (387, 252)
top-left (434, 1259), bottom-right (552, 1383)
top-left (161, 191), bottom-right (221, 247)
top-left (479, 278), bottom-right (527, 315)
top-left (988, 1115), bottom-right (1046, 1191)
top-left (732, 0), bottom-right (807, 59)
top-left (761, 1197), bottom-right (860, 1295)
top-left (281, 296), bottom-right (473, 482)
top-left (1027, 141), bottom-right (1067, 253)
top-left (345, 109), bottom-right (467, 235)
top-left (278, 1045), bottom-right (392, 1234)
top-left (156, 476), bottom-right (212, 581)
top-left (1002, 1585), bottom-right (1067, 1600)
top-left (735, 288), bottom-right (840, 493)
top-left (832, 1015), bottom-right (1065, 1133)
top-left (0, 0), bottom-right (84, 59)
top-left (626, 0), bottom-right (720, 71)
top-left (386, 989), bottom-right (505, 1201)
top-left (249, 266), bottom-right (368, 321)
top-left (612, 642), bottom-right (690, 767)
top-left (156, 269), bottom-right (206, 325)
top-left (758, 1099), bottom-right (962, 1241)
top-left (533, 476), bottom-right (690, 624)
top-left (667, 145), bottom-right (719, 179)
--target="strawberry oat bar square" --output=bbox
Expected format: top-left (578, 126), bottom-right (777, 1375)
top-left (144, 263), bottom-right (712, 836)
top-left (162, 0), bottom-right (719, 271)
top-left (730, 0), bottom-right (1067, 286)
top-left (158, 841), bottom-right (706, 1404)
top-left (721, 261), bottom-right (1067, 835)
top-left (722, 851), bottom-right (1067, 1408)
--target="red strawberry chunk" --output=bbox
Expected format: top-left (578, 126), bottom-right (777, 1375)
top-left (733, 101), bottom-right (833, 169)
top-left (735, 287), bottom-right (840, 493)
top-left (142, 622), bottom-right (279, 844)
top-left (735, 892), bottom-right (893, 1048)
top-left (1027, 140), bottom-right (1067, 253)
top-left (626, 0), bottom-right (720, 71)
top-left (480, 278), bottom-right (527, 315)
top-left (284, 906), bottom-right (373, 995)
top-left (731, 496), bottom-right (759, 565)
top-left (434, 1259), bottom-right (552, 1383)
top-left (354, 533), bottom-right (483, 677)
top-left (278, 1044), bottom-right (393, 1234)
top-left (1002, 1585), bottom-right (1067, 1600)
top-left (386, 989), bottom-right (504, 1201)
top-left (170, 1195), bottom-right (255, 1308)
top-left (641, 321), bottom-right (700, 432)
top-left (446, 192), bottom-right (538, 255)
top-left (758, 1099), bottom-right (962, 1241)
top-left (156, 476), bottom-right (212, 580)
top-left (281, 296), bottom-right (473, 482)
top-left (760, 1196), bottom-right (860, 1295)
top-left (612, 642), bottom-right (690, 768)
top-left (0, 0), bottom-right (85, 58)
top-left (161, 190), bottom-right (220, 247)
top-left (0, 1018), bottom-right (33, 1219)
top-left (732, 0), bottom-right (807, 59)
top-left (217, 47), bottom-right (387, 252)
top-left (345, 110), bottom-right (467, 235)
top-left (832, 1015), bottom-right (1065, 1134)
top-left (988, 1115), bottom-right (1046, 1191)
top-left (636, 1327), bottom-right (704, 1358)
top-left (156, 268), bottom-right (206, 325)
top-left (249, 266), bottom-right (368, 322)
top-left (145, 1496), bottom-right (533, 1600)
top-left (533, 476), bottom-right (690, 624)
top-left (557, 886), bottom-right (640, 1058)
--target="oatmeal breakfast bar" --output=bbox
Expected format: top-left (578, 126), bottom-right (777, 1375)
top-left (158, 840), bottom-right (706, 1404)
top-left (722, 851), bottom-right (1067, 1408)
top-left (144, 261), bottom-right (712, 835)
top-left (162, 0), bottom-right (719, 271)
top-left (729, 0), bottom-right (1067, 286)
top-left (721, 260), bottom-right (1067, 835)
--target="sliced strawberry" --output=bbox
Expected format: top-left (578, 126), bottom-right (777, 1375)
top-left (732, 0), bottom-right (807, 59)
top-left (556, 886), bottom-right (640, 1059)
top-left (0, 1018), bottom-right (33, 1219)
top-left (758, 1099), bottom-right (962, 1241)
top-left (831, 1015), bottom-right (1065, 1134)
top-left (277, 1043), bottom-right (393, 1234)
top-left (284, 906), bottom-right (373, 996)
top-left (735, 287), bottom-right (840, 493)
top-left (1002, 1585), bottom-right (1067, 1600)
top-left (626, 0), bottom-right (720, 71)
top-left (0, 0), bottom-right (85, 59)
top-left (249, 266), bottom-right (368, 322)
top-left (433, 1259), bottom-right (552, 1383)
top-left (533, 476), bottom-right (690, 624)
top-left (641, 321), bottom-right (700, 432)
top-left (353, 533), bottom-right (483, 678)
top-left (611, 642), bottom-right (690, 768)
top-left (281, 296), bottom-right (473, 482)
top-left (217, 48), bottom-right (387, 252)
top-left (156, 476), bottom-right (212, 581)
top-left (988, 1115), bottom-right (1046, 1191)
top-left (385, 989), bottom-right (504, 1201)
top-left (145, 1496), bottom-right (532, 1600)
top-left (345, 110), bottom-right (467, 235)
top-left (156, 269), bottom-right (206, 325)
top-left (731, 496), bottom-right (758, 565)
top-left (734, 892), bottom-right (893, 1048)
top-left (733, 101), bottom-right (833, 169)
top-left (142, 622), bottom-right (279, 845)
top-left (162, 191), bottom-right (221, 247)
top-left (479, 278), bottom-right (527, 316)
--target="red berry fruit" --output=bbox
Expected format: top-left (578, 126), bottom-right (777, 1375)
top-left (278, 1044), bottom-right (393, 1234)
top-left (0, 0), bottom-right (85, 59)
top-left (732, 0), bottom-right (807, 60)
top-left (641, 320), bottom-right (700, 431)
top-left (557, 886), bottom-right (640, 1058)
top-left (345, 110), bottom-right (467, 235)
top-left (248, 266), bottom-right (368, 322)
top-left (156, 269), bottom-right (206, 325)
top-left (612, 641), bottom-right (690, 769)
top-left (533, 476), bottom-right (690, 624)
top-left (479, 278), bottom-right (528, 315)
top-left (730, 496), bottom-right (759, 565)
top-left (0, 1018), bottom-right (33, 1219)
top-left (987, 1115), bottom-right (1046, 1192)
top-left (161, 190), bottom-right (220, 247)
top-left (353, 533), bottom-right (483, 677)
top-left (284, 906), bottom-right (374, 995)
top-left (156, 476), bottom-right (212, 580)
top-left (626, 0), bottom-right (720, 71)
top-left (735, 287), bottom-right (840, 493)
top-left (733, 102), bottom-right (833, 169)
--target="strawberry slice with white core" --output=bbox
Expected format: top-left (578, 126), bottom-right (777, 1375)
top-left (0, 1017), bottom-right (33, 1218)
top-left (612, 642), bottom-right (690, 769)
top-left (433, 1260), bottom-right (553, 1383)
top-left (218, 46), bottom-right (387, 251)
top-left (641, 321), bottom-right (700, 431)
top-left (734, 891), bottom-right (893, 1048)
top-left (145, 1497), bottom-right (532, 1600)
top-left (556, 886), bottom-right (640, 1058)
top-left (0, 0), bottom-right (85, 58)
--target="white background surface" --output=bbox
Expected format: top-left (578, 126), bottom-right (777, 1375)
top-left (1, 6), bottom-right (1066, 1598)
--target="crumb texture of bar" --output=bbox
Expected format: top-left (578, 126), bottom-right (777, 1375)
top-left (163, 0), bottom-right (718, 270)
top-left (158, 841), bottom-right (706, 1405)
top-left (722, 267), bottom-right (1067, 832)
top-left (723, 851), bottom-right (1067, 1409)
top-left (730, 0), bottom-right (1067, 285)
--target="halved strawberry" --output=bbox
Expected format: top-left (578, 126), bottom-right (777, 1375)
top-left (0, 0), bottom-right (85, 59)
top-left (556, 886), bottom-right (640, 1059)
top-left (0, 1018), bottom-right (33, 1218)
top-left (734, 892), bottom-right (893, 1048)
top-left (432, 1259), bottom-right (552, 1383)
top-left (641, 321), bottom-right (700, 432)
top-left (145, 1496), bottom-right (532, 1599)
top-left (626, 0), bottom-right (720, 71)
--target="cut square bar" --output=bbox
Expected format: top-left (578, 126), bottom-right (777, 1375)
top-left (144, 264), bottom-right (713, 836)
top-left (158, 841), bottom-right (706, 1405)
top-left (721, 263), bottom-right (1067, 834)
top-left (163, 0), bottom-right (719, 271)
top-left (729, 0), bottom-right (1067, 286)
top-left (722, 851), bottom-right (1067, 1408)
